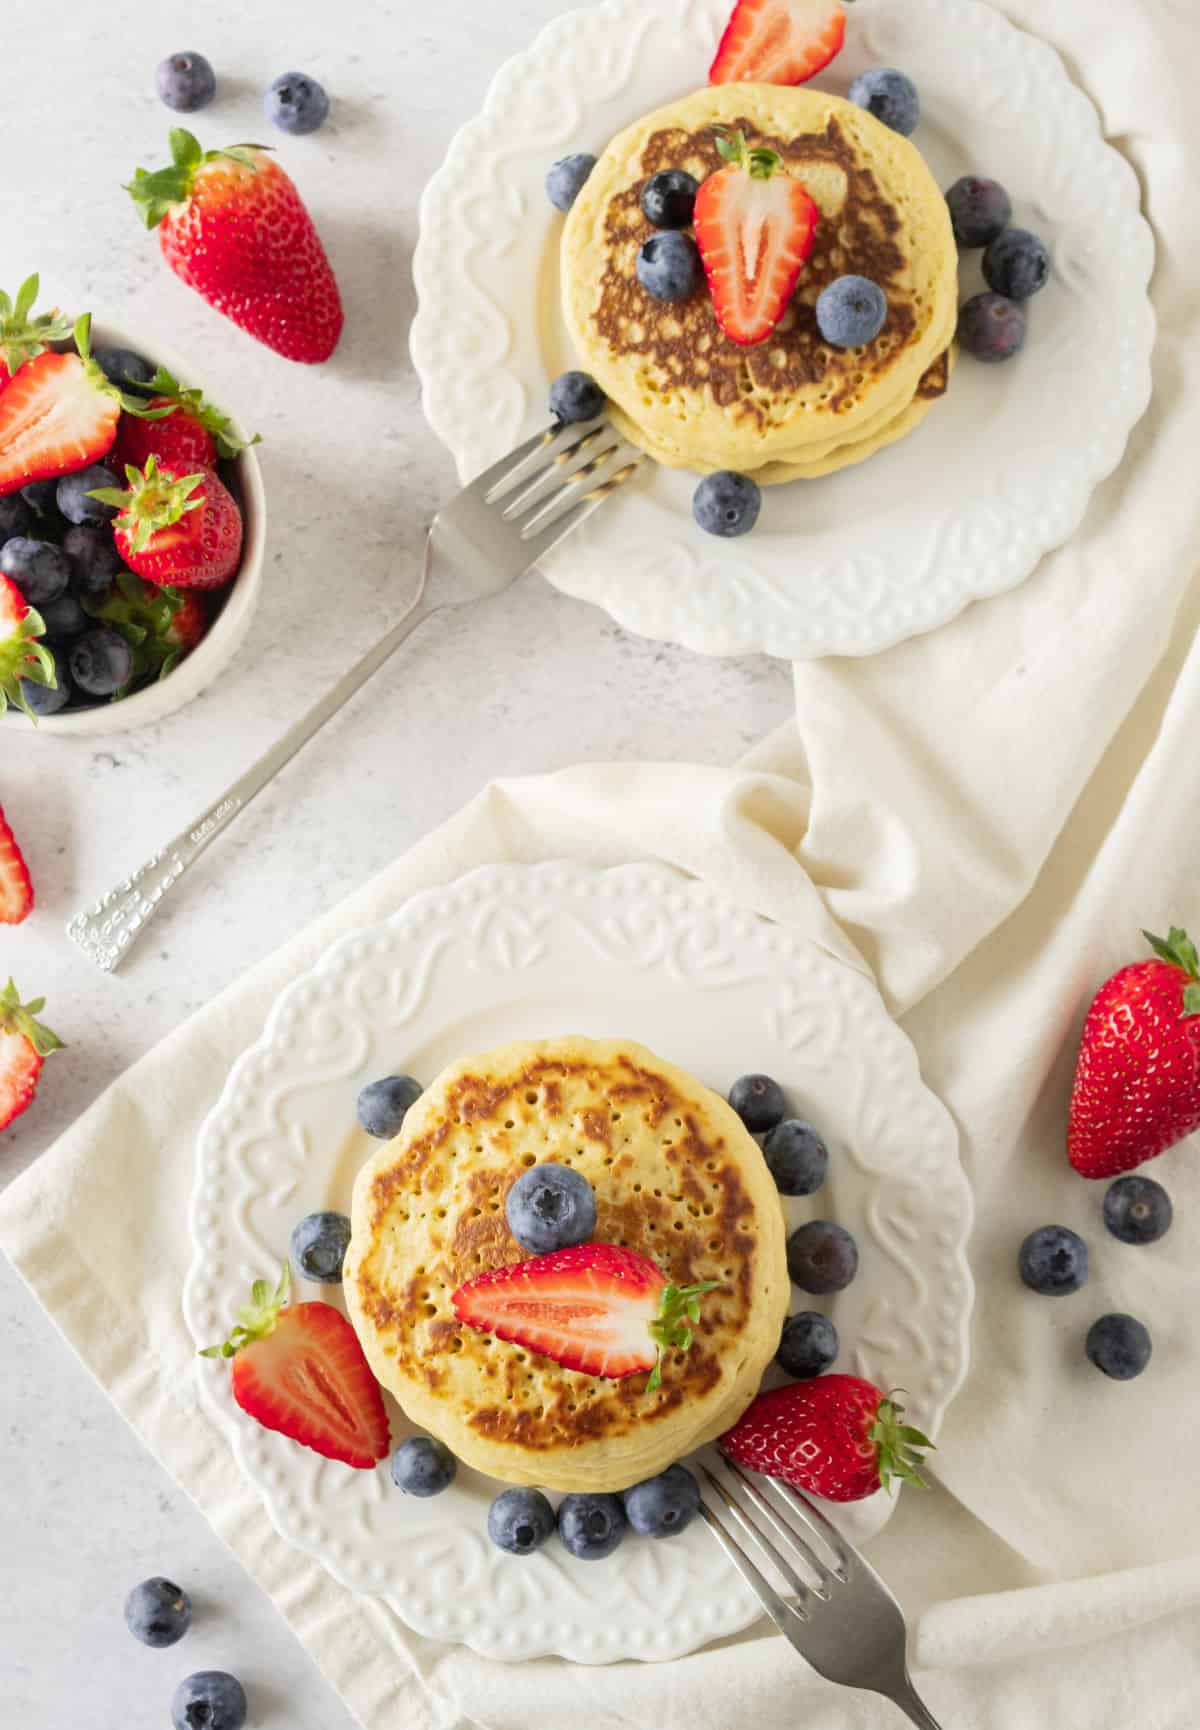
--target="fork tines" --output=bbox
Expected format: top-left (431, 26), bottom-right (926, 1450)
top-left (697, 1454), bottom-right (851, 1622)
top-left (480, 417), bottom-right (642, 545)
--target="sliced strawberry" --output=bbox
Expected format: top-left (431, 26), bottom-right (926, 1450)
top-left (710, 0), bottom-right (846, 86)
top-left (111, 365), bottom-right (260, 472)
top-left (202, 1267), bottom-right (390, 1469)
top-left (0, 807), bottom-right (34, 925)
top-left (451, 1243), bottom-right (717, 1389)
top-left (693, 132), bottom-right (820, 346)
top-left (90, 455), bottom-right (243, 591)
top-left (0, 980), bottom-right (64, 1133)
top-left (0, 573), bottom-right (56, 720)
top-left (0, 274), bottom-right (74, 389)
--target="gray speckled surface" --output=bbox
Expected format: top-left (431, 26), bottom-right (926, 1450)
top-left (0, 4), bottom-right (790, 1723)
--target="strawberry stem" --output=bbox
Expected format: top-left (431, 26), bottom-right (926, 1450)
top-left (714, 129), bottom-right (784, 181)
top-left (0, 593), bottom-right (56, 721)
top-left (646, 1278), bottom-right (720, 1392)
top-left (0, 274), bottom-right (74, 379)
top-left (88, 454), bottom-right (206, 555)
top-left (868, 1392), bottom-right (934, 1494)
top-left (201, 1264), bottom-right (291, 1358)
top-left (141, 364), bottom-right (261, 460)
top-left (126, 130), bottom-right (272, 230)
top-left (1143, 927), bottom-right (1200, 1018)
top-left (0, 979), bottom-right (64, 1056)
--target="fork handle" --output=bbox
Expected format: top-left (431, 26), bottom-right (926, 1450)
top-left (891, 1676), bottom-right (944, 1730)
top-left (67, 569), bottom-right (440, 974)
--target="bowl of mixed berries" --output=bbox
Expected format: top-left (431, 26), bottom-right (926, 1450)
top-left (0, 276), bottom-right (266, 734)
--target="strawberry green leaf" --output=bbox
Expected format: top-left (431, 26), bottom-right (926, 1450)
top-left (0, 979), bottom-right (65, 1057)
top-left (127, 133), bottom-right (271, 229)
top-left (1143, 927), bottom-right (1200, 980)
top-left (1182, 982), bottom-right (1200, 1019)
top-left (141, 364), bottom-right (262, 459)
top-left (645, 1278), bottom-right (720, 1392)
top-left (201, 1263), bottom-right (291, 1358)
top-left (869, 1394), bottom-right (934, 1495)
top-left (713, 128), bottom-right (783, 181)
top-left (0, 274), bottom-right (74, 379)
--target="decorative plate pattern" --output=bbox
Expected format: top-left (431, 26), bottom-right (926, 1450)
top-left (184, 863), bottom-right (973, 1663)
top-left (411, 0), bottom-right (1154, 659)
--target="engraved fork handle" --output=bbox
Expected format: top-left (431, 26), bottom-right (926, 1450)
top-left (68, 556), bottom-right (440, 973)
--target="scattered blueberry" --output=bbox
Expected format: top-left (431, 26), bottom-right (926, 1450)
top-left (776, 1310), bottom-right (839, 1379)
top-left (156, 52), bottom-right (217, 114)
top-left (124, 1576), bottom-right (193, 1648)
top-left (19, 671), bottom-right (72, 716)
top-left (265, 71), bottom-right (330, 136)
top-left (63, 524), bottom-right (123, 597)
top-left (290, 1210), bottom-right (352, 1282)
top-left (39, 591), bottom-right (88, 639)
top-left (549, 370), bottom-right (606, 425)
top-left (1087, 1313), bottom-right (1152, 1381)
top-left (622, 1464), bottom-right (700, 1539)
top-left (945, 176), bottom-right (1012, 249)
top-left (849, 68), bottom-right (921, 137)
top-left (692, 471), bottom-right (761, 539)
top-left (1018, 1225), bottom-right (1088, 1296)
top-left (546, 153), bottom-right (597, 213)
top-left (636, 230), bottom-right (703, 303)
top-left (170, 1671), bottom-right (247, 1730)
top-left (0, 538), bottom-right (70, 607)
top-left (728, 1073), bottom-right (788, 1135)
top-left (1103, 1175), bottom-right (1173, 1246)
top-left (20, 479), bottom-right (60, 519)
top-left (69, 627), bottom-right (134, 698)
top-left (957, 292), bottom-right (1026, 363)
top-left (58, 463), bottom-right (119, 527)
top-left (0, 494), bottom-right (31, 540)
top-left (816, 275), bottom-right (888, 348)
top-left (488, 1487), bottom-right (556, 1556)
top-left (787, 1221), bottom-right (859, 1294)
top-left (505, 1162), bottom-right (596, 1255)
top-left (391, 1435), bottom-right (457, 1497)
top-left (762, 1120), bottom-right (828, 1196)
top-left (983, 227), bottom-right (1050, 300)
top-left (356, 1073), bottom-right (423, 1139)
top-left (558, 1492), bottom-right (626, 1560)
top-left (95, 347), bottom-right (155, 392)
top-left (641, 169), bottom-right (700, 230)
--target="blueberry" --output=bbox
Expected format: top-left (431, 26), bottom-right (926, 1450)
top-left (290, 1210), bottom-right (352, 1282)
top-left (848, 68), bottom-right (921, 137)
top-left (0, 494), bottom-right (31, 540)
top-left (957, 292), bottom-right (1026, 363)
top-left (19, 670), bottom-right (72, 716)
top-left (1017, 1225), bottom-right (1088, 1296)
top-left (983, 227), bottom-right (1050, 300)
top-left (622, 1464), bottom-right (700, 1538)
top-left (762, 1120), bottom-right (828, 1196)
top-left (69, 627), bottom-right (134, 698)
top-left (776, 1310), bottom-right (839, 1379)
top-left (170, 1671), bottom-right (247, 1730)
top-left (124, 1576), bottom-right (192, 1648)
top-left (787, 1221), bottom-right (859, 1294)
top-left (0, 538), bottom-right (70, 607)
top-left (505, 1162), bottom-right (596, 1254)
top-left (727, 1073), bottom-right (788, 1135)
top-left (20, 479), bottom-right (60, 519)
top-left (57, 463), bottom-right (119, 527)
top-left (692, 471), bottom-right (761, 539)
top-left (546, 153), bottom-right (597, 213)
top-left (557, 1492), bottom-right (626, 1560)
top-left (356, 1073), bottom-right (422, 1139)
top-left (640, 169), bottom-right (700, 230)
top-left (156, 52), bottom-right (217, 114)
top-left (265, 71), bottom-right (330, 136)
top-left (549, 370), bottom-right (606, 426)
top-left (488, 1487), bottom-right (556, 1555)
top-left (390, 1435), bottom-right (457, 1497)
top-left (945, 176), bottom-right (1012, 249)
top-left (94, 347), bottom-right (155, 392)
top-left (63, 525), bottom-right (123, 597)
top-left (636, 231), bottom-right (702, 303)
top-left (816, 275), bottom-right (888, 348)
top-left (1103, 1175), bottom-right (1173, 1246)
top-left (1087, 1313), bottom-right (1152, 1381)
top-left (39, 591), bottom-right (88, 639)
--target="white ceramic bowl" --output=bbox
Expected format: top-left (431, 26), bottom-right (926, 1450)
top-left (1, 321), bottom-right (266, 737)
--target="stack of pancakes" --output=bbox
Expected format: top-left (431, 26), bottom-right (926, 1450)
top-left (344, 1038), bottom-right (789, 1493)
top-left (562, 84), bottom-right (957, 485)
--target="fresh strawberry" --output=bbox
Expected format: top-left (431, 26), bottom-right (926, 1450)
top-left (722, 1375), bottom-right (932, 1503)
top-left (0, 980), bottom-right (64, 1133)
top-left (89, 455), bottom-right (243, 591)
top-left (127, 129), bottom-right (343, 364)
top-left (693, 132), bottom-right (820, 346)
top-left (710, 0), bottom-right (846, 86)
top-left (0, 808), bottom-right (34, 925)
top-left (0, 574), bottom-right (55, 720)
top-left (0, 274), bottom-right (74, 391)
top-left (1068, 928), bottom-right (1200, 1178)
top-left (451, 1243), bottom-right (717, 1390)
top-left (202, 1266), bottom-right (390, 1469)
top-left (111, 364), bottom-right (260, 472)
top-left (85, 570), bottom-right (208, 681)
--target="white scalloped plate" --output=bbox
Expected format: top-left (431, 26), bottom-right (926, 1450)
top-left (183, 863), bottom-right (973, 1663)
top-left (411, 0), bottom-right (1154, 659)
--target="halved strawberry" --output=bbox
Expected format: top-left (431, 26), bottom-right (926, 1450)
top-left (710, 0), bottom-right (846, 86)
top-left (0, 980), bottom-right (64, 1133)
top-left (202, 1267), bottom-right (390, 1469)
top-left (89, 455), bottom-right (243, 591)
top-left (0, 807), bottom-right (34, 925)
top-left (0, 574), bottom-right (55, 720)
top-left (111, 365), bottom-right (260, 472)
top-left (451, 1243), bottom-right (718, 1390)
top-left (0, 274), bottom-right (74, 391)
top-left (693, 132), bottom-right (820, 346)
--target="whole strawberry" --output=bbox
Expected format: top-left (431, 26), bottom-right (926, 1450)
top-left (127, 129), bottom-right (343, 363)
top-left (721, 1374), bottom-right (932, 1503)
top-left (1068, 927), bottom-right (1200, 1179)
top-left (88, 455), bottom-right (243, 591)
top-left (110, 365), bottom-right (259, 472)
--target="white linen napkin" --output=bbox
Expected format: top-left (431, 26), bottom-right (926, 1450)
top-left (3, 0), bottom-right (1199, 1725)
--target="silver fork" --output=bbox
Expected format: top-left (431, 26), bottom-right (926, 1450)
top-left (67, 418), bottom-right (642, 973)
top-left (697, 1453), bottom-right (944, 1730)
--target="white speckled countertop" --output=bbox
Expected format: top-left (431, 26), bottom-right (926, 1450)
top-left (0, 3), bottom-right (790, 1723)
